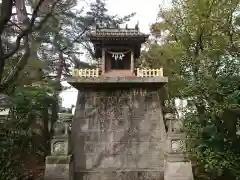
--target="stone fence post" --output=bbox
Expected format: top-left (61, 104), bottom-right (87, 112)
top-left (164, 113), bottom-right (194, 180)
top-left (44, 113), bottom-right (73, 180)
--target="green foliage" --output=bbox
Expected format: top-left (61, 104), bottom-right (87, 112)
top-left (0, 85), bottom-right (56, 179)
top-left (82, 0), bottom-right (135, 59)
top-left (143, 0), bottom-right (240, 179)
top-left (0, 1), bottom-right (135, 178)
top-left (85, 0), bottom-right (135, 28)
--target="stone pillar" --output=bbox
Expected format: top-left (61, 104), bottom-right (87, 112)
top-left (164, 113), bottom-right (194, 180)
top-left (102, 48), bottom-right (105, 73)
top-left (130, 50), bottom-right (134, 73)
top-left (44, 113), bottom-right (73, 180)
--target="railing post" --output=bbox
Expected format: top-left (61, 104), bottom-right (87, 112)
top-left (135, 68), bottom-right (164, 77)
top-left (96, 68), bottom-right (99, 77)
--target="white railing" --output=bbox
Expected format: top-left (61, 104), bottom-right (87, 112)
top-left (71, 68), bottom-right (99, 77)
top-left (136, 68), bottom-right (163, 77)
top-left (71, 68), bottom-right (163, 77)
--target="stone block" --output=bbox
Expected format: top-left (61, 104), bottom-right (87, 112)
top-left (87, 117), bottom-right (100, 131)
top-left (72, 89), bottom-right (168, 174)
top-left (51, 137), bottom-right (69, 155)
top-left (139, 118), bottom-right (151, 130)
top-left (84, 143), bottom-right (96, 154)
top-left (138, 172), bottom-right (164, 180)
top-left (149, 130), bottom-right (164, 142)
top-left (45, 155), bottom-right (72, 164)
top-left (124, 154), bottom-right (137, 168)
top-left (44, 155), bottom-right (72, 180)
top-left (137, 152), bottom-right (164, 170)
top-left (80, 172), bottom-right (126, 180)
top-left (148, 154), bottom-right (164, 168)
top-left (138, 142), bottom-right (150, 154)
top-left (139, 131), bottom-right (150, 142)
top-left (100, 157), bottom-right (119, 168)
top-left (137, 154), bottom-right (150, 169)
top-left (111, 118), bottom-right (127, 130)
top-left (164, 161), bottom-right (194, 180)
top-left (86, 156), bottom-right (93, 169)
top-left (113, 130), bottom-right (125, 141)
top-left (85, 132), bottom-right (100, 142)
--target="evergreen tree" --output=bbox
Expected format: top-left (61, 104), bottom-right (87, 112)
top-left (83, 0), bottom-right (135, 58)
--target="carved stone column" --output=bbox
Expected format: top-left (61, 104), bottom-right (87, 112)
top-left (164, 113), bottom-right (194, 180)
top-left (44, 113), bottom-right (73, 180)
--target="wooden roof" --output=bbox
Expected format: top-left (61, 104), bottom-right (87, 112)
top-left (90, 28), bottom-right (149, 41)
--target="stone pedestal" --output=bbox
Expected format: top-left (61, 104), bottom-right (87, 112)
top-left (163, 131), bottom-right (194, 180)
top-left (44, 155), bottom-right (73, 180)
top-left (164, 160), bottom-right (194, 180)
top-left (44, 113), bottom-right (73, 180)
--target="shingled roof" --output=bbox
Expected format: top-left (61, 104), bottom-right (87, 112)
top-left (90, 28), bottom-right (149, 40)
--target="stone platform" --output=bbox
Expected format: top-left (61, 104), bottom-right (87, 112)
top-left (71, 88), bottom-right (167, 180)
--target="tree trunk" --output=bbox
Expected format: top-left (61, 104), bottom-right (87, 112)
top-left (50, 52), bottom-right (65, 132)
top-left (0, 0), bottom-right (13, 81)
top-left (0, 0), bottom-right (30, 93)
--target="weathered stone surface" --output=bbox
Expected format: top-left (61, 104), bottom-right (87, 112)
top-left (164, 153), bottom-right (189, 162)
top-left (71, 89), bottom-right (166, 175)
top-left (68, 76), bottom-right (168, 89)
top-left (51, 137), bottom-right (69, 155)
top-left (164, 161), bottom-right (194, 180)
top-left (138, 172), bottom-right (164, 180)
top-left (46, 155), bottom-right (72, 164)
top-left (74, 171), bottom-right (164, 180)
top-left (45, 156), bottom-right (73, 180)
top-left (45, 164), bottom-right (72, 180)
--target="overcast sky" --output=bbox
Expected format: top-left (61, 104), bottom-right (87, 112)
top-left (60, 0), bottom-right (171, 109)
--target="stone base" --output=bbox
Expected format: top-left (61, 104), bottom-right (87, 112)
top-left (44, 155), bottom-right (73, 180)
top-left (75, 171), bottom-right (164, 180)
top-left (164, 153), bottom-right (189, 162)
top-left (164, 161), bottom-right (194, 180)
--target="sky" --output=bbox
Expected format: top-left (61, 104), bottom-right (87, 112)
top-left (60, 0), bottom-right (171, 109)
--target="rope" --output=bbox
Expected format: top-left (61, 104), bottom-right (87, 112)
top-left (106, 50), bottom-right (131, 60)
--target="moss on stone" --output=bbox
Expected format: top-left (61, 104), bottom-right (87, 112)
top-left (46, 155), bottom-right (72, 164)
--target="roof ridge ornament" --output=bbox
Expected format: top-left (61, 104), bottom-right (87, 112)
top-left (135, 21), bottom-right (139, 31)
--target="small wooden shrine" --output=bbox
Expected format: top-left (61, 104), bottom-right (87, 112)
top-left (70, 26), bottom-right (164, 86)
top-left (90, 27), bottom-right (148, 75)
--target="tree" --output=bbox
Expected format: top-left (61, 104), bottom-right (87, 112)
top-left (0, 1), bottom-right (84, 178)
top-left (0, 0), bottom-right (62, 93)
top-left (142, 0), bottom-right (240, 179)
top-left (33, 0), bottom-right (135, 125)
top-left (0, 84), bottom-right (56, 179)
top-left (0, 1), bottom-right (135, 178)
top-left (82, 0), bottom-right (135, 58)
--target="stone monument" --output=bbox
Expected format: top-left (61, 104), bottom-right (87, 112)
top-left (44, 26), bottom-right (194, 180)
top-left (44, 113), bottom-right (73, 180)
top-left (164, 113), bottom-right (194, 180)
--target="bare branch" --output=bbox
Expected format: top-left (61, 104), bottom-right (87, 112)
top-left (0, 36), bottom-right (30, 92)
top-left (0, 0), bottom-right (14, 81)
top-left (0, 0), bottom-right (60, 91)
top-left (8, 20), bottom-right (24, 31)
top-left (2, 0), bottom-right (59, 60)
top-left (0, 0), bottom-right (13, 34)
top-left (60, 29), bottom-right (88, 52)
